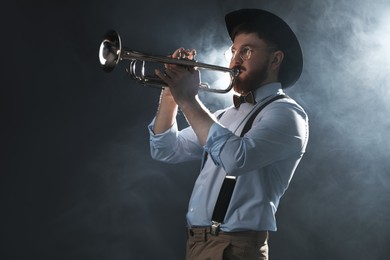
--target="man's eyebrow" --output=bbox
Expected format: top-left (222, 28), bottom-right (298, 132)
top-left (231, 44), bottom-right (256, 50)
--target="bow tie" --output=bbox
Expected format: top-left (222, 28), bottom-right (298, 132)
top-left (233, 92), bottom-right (256, 108)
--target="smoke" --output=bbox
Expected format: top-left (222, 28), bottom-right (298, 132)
top-left (269, 1), bottom-right (390, 259)
top-left (303, 0), bottom-right (390, 166)
top-left (171, 0), bottom-right (390, 259)
top-left (3, 1), bottom-right (390, 260)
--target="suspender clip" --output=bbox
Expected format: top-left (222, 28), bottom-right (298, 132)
top-left (210, 221), bottom-right (221, 236)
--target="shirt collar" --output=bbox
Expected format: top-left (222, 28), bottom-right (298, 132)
top-left (252, 82), bottom-right (284, 103)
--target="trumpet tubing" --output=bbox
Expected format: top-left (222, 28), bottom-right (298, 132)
top-left (99, 30), bottom-right (239, 93)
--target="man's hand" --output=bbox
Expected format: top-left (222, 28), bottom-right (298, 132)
top-left (154, 48), bottom-right (215, 146)
top-left (155, 48), bottom-right (200, 107)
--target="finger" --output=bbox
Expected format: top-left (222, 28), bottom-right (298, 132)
top-left (188, 49), bottom-right (196, 60)
top-left (179, 48), bottom-right (191, 60)
top-left (165, 48), bottom-right (183, 69)
top-left (164, 68), bottom-right (178, 79)
top-left (172, 47), bottom-right (185, 59)
top-left (154, 69), bottom-right (171, 84)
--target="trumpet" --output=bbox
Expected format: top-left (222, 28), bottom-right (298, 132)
top-left (98, 30), bottom-right (239, 93)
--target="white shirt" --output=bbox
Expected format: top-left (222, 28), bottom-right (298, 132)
top-left (149, 82), bottom-right (309, 232)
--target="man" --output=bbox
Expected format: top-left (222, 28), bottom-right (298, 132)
top-left (148, 9), bottom-right (309, 260)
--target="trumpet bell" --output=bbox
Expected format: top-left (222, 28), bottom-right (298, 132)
top-left (99, 30), bottom-right (122, 72)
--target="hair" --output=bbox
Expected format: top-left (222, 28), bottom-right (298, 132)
top-left (230, 23), bottom-right (279, 49)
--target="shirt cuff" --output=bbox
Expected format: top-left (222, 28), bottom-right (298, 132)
top-left (148, 117), bottom-right (178, 149)
top-left (204, 122), bottom-right (234, 166)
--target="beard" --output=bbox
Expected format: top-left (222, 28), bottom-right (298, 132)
top-left (232, 59), bottom-right (270, 94)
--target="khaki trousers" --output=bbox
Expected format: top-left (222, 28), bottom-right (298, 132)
top-left (186, 227), bottom-right (268, 260)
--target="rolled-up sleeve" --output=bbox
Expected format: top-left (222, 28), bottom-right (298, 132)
top-left (148, 118), bottom-right (178, 150)
top-left (204, 101), bottom-right (309, 176)
top-left (148, 118), bottom-right (203, 163)
top-left (203, 123), bottom-right (234, 166)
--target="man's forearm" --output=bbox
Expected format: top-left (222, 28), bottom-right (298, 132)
top-left (153, 90), bottom-right (178, 134)
top-left (179, 95), bottom-right (215, 146)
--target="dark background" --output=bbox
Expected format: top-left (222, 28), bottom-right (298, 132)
top-left (1, 0), bottom-right (390, 259)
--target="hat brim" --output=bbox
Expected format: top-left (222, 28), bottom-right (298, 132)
top-left (225, 9), bottom-right (303, 88)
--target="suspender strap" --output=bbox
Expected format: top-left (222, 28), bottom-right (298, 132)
top-left (210, 94), bottom-right (288, 235)
top-left (240, 94), bottom-right (288, 137)
top-left (210, 176), bottom-right (236, 235)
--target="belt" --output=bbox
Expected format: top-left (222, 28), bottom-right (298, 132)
top-left (187, 226), bottom-right (268, 242)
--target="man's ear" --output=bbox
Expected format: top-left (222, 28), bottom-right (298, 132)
top-left (271, 50), bottom-right (284, 70)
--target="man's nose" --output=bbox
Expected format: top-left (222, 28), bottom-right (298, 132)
top-left (230, 55), bottom-right (242, 68)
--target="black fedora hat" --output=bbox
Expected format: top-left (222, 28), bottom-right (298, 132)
top-left (225, 9), bottom-right (303, 88)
